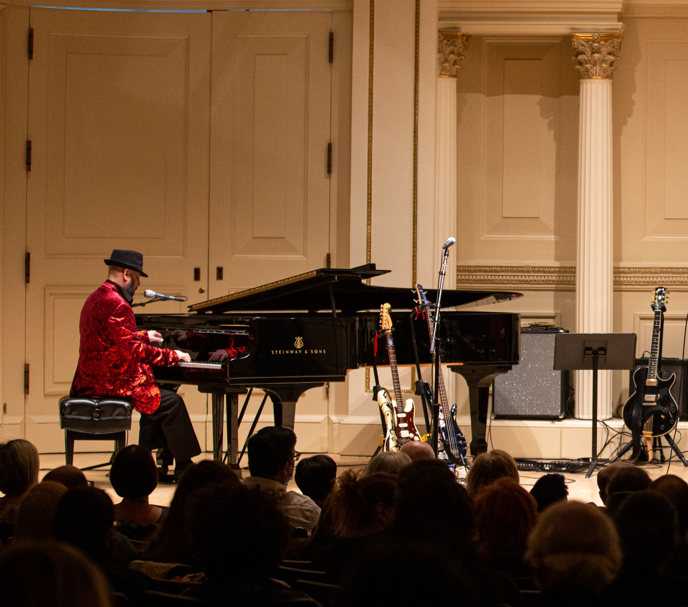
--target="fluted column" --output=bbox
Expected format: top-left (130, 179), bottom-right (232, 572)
top-left (572, 33), bottom-right (622, 420)
top-left (437, 32), bottom-right (467, 406)
top-left (435, 32), bottom-right (468, 290)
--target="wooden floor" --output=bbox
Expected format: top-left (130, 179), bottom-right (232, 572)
top-left (36, 451), bottom-right (688, 509)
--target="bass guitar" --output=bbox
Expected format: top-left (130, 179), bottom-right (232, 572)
top-left (378, 303), bottom-right (422, 450)
top-left (622, 286), bottom-right (678, 462)
top-left (415, 285), bottom-right (468, 466)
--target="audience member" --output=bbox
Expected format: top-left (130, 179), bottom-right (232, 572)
top-left (244, 427), bottom-right (320, 535)
top-left (0, 540), bottom-right (114, 607)
top-left (526, 500), bottom-right (622, 606)
top-left (184, 483), bottom-right (319, 605)
top-left (362, 450), bottom-right (411, 476)
top-left (530, 473), bottom-right (569, 512)
top-left (143, 459), bottom-right (241, 566)
top-left (42, 464), bottom-right (89, 489)
top-left (109, 445), bottom-right (167, 540)
top-left (310, 471), bottom-right (397, 578)
top-left (0, 439), bottom-right (39, 542)
top-left (604, 465), bottom-right (651, 515)
top-left (53, 485), bottom-right (152, 600)
top-left (650, 474), bottom-right (688, 578)
top-left (399, 439), bottom-right (436, 462)
top-left (295, 454), bottom-right (337, 506)
top-left (473, 477), bottom-right (538, 579)
top-left (607, 490), bottom-right (687, 606)
top-left (596, 460), bottom-right (635, 506)
top-left (465, 449), bottom-right (519, 497)
top-left (13, 481), bottom-right (67, 542)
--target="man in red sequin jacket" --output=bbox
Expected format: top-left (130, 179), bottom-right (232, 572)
top-left (71, 249), bottom-right (201, 479)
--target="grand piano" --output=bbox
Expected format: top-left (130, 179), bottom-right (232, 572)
top-left (136, 264), bottom-right (522, 464)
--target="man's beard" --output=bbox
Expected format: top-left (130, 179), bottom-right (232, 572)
top-left (124, 280), bottom-right (137, 299)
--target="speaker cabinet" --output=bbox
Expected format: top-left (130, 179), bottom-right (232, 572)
top-left (493, 330), bottom-right (569, 420)
top-left (629, 358), bottom-right (688, 420)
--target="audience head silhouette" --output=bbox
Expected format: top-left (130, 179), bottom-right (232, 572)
top-left (465, 449), bottom-right (519, 497)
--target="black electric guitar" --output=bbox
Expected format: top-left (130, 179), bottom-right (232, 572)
top-left (415, 285), bottom-right (467, 466)
top-left (622, 287), bottom-right (678, 462)
top-left (378, 304), bottom-right (422, 450)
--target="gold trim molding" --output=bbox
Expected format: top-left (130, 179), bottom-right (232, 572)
top-left (572, 33), bottom-right (622, 80)
top-left (438, 32), bottom-right (469, 78)
top-left (457, 265), bottom-right (688, 291)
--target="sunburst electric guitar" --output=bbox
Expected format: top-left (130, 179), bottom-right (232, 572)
top-left (415, 285), bottom-right (467, 466)
top-left (377, 304), bottom-right (422, 451)
top-left (622, 287), bottom-right (678, 462)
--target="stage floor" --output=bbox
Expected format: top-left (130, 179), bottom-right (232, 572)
top-left (36, 451), bottom-right (688, 509)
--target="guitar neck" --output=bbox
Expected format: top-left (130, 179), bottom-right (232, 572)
top-left (648, 308), bottom-right (663, 382)
top-left (423, 309), bottom-right (451, 417)
top-left (385, 330), bottom-right (405, 413)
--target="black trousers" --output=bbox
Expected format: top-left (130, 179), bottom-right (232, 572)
top-left (138, 388), bottom-right (201, 462)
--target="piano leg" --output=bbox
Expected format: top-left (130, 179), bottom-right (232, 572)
top-left (450, 365), bottom-right (512, 457)
top-left (265, 385), bottom-right (324, 431)
top-left (211, 393), bottom-right (224, 462)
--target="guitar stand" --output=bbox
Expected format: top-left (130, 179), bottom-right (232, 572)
top-left (612, 433), bottom-right (688, 466)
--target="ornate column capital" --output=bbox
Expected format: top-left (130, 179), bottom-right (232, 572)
top-left (438, 32), bottom-right (469, 78)
top-left (572, 33), bottom-right (623, 80)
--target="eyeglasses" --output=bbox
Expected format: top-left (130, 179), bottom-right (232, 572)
top-left (293, 451), bottom-right (301, 462)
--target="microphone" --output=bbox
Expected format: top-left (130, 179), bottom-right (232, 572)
top-left (442, 237), bottom-right (456, 250)
top-left (143, 290), bottom-right (187, 302)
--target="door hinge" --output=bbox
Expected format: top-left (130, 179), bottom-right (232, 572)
top-left (329, 31), bottom-right (333, 63)
top-left (24, 364), bottom-right (30, 395)
top-left (327, 142), bottom-right (332, 175)
top-left (26, 140), bottom-right (32, 171)
top-left (326, 253), bottom-right (331, 268)
top-left (28, 28), bottom-right (34, 60)
top-left (25, 252), bottom-right (31, 284)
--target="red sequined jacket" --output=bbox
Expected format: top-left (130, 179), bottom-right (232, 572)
top-left (70, 281), bottom-right (179, 415)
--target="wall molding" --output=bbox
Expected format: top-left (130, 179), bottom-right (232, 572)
top-left (456, 264), bottom-right (688, 291)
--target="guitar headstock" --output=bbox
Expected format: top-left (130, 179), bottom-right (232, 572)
top-left (652, 287), bottom-right (669, 312)
top-left (414, 284), bottom-right (430, 309)
top-left (380, 303), bottom-right (393, 332)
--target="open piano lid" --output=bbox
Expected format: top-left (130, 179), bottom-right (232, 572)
top-left (189, 264), bottom-right (523, 314)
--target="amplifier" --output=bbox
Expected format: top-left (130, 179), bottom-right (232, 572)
top-left (629, 358), bottom-right (688, 420)
top-left (493, 328), bottom-right (569, 420)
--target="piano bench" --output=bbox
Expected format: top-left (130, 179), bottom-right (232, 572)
top-left (58, 396), bottom-right (133, 466)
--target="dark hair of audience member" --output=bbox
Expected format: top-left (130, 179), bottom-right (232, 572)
top-left (394, 459), bottom-right (474, 545)
top-left (247, 426), bottom-right (296, 478)
top-left (327, 470), bottom-right (396, 538)
top-left (596, 460), bottom-right (635, 505)
top-left (109, 445), bottom-right (158, 500)
top-left (42, 464), bottom-right (89, 489)
top-left (473, 477), bottom-right (538, 576)
top-left (295, 454), bottom-right (337, 505)
top-left (13, 481), bottom-right (67, 542)
top-left (362, 451), bottom-right (412, 476)
top-left (613, 489), bottom-right (678, 576)
top-left (0, 541), bottom-right (113, 607)
top-left (143, 460), bottom-right (241, 564)
top-left (0, 439), bottom-right (40, 497)
top-left (526, 500), bottom-right (622, 595)
top-left (650, 474), bottom-right (688, 540)
top-left (53, 486), bottom-right (115, 558)
top-left (187, 483), bottom-right (291, 582)
top-left (465, 449), bottom-right (519, 497)
top-left (604, 465), bottom-right (652, 515)
top-left (530, 473), bottom-right (569, 512)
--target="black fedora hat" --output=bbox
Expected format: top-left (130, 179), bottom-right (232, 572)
top-left (104, 249), bottom-right (148, 278)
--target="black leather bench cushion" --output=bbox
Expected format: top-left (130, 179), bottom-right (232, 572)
top-left (59, 396), bottom-right (133, 433)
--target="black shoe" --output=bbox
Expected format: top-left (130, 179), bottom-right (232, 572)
top-left (158, 465), bottom-right (175, 484)
top-left (174, 459), bottom-right (193, 482)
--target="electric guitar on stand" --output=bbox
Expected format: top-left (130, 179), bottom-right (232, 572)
top-left (378, 304), bottom-right (422, 450)
top-left (621, 287), bottom-right (678, 462)
top-left (415, 285), bottom-right (468, 467)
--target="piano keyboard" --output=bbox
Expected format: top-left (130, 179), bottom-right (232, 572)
top-left (179, 361), bottom-right (223, 370)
